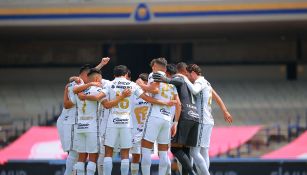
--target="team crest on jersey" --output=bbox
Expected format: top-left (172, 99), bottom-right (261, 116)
top-left (111, 85), bottom-right (115, 89)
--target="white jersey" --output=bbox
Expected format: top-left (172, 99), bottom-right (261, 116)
top-left (195, 77), bottom-right (213, 125)
top-left (148, 72), bottom-right (178, 122)
top-left (104, 77), bottom-right (144, 128)
top-left (63, 81), bottom-right (83, 125)
top-left (99, 79), bottom-right (111, 135)
top-left (76, 86), bottom-right (103, 133)
top-left (131, 95), bottom-right (150, 138)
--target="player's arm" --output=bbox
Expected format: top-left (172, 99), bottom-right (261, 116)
top-left (68, 76), bottom-right (81, 83)
top-left (78, 92), bottom-right (106, 101)
top-left (139, 93), bottom-right (176, 106)
top-left (136, 78), bottom-right (159, 94)
top-left (182, 76), bottom-right (203, 95)
top-left (63, 84), bottom-right (74, 109)
top-left (102, 89), bottom-right (132, 109)
top-left (73, 82), bottom-right (101, 94)
top-left (95, 57), bottom-right (110, 70)
top-left (212, 89), bottom-right (233, 124)
top-left (152, 73), bottom-right (184, 86)
top-left (171, 94), bottom-right (181, 137)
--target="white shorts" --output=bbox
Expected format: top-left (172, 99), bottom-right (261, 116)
top-left (199, 124), bottom-right (213, 148)
top-left (104, 127), bottom-right (132, 149)
top-left (130, 130), bottom-right (142, 154)
top-left (74, 132), bottom-right (100, 153)
top-left (143, 116), bottom-right (171, 145)
top-left (130, 140), bottom-right (141, 154)
top-left (57, 116), bottom-right (76, 152)
top-left (56, 116), bottom-right (65, 149)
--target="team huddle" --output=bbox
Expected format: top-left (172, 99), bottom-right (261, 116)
top-left (57, 57), bottom-right (233, 175)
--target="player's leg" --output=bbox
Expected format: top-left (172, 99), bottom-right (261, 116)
top-left (171, 147), bottom-right (195, 175)
top-left (62, 124), bottom-right (78, 175)
top-left (157, 120), bottom-right (172, 175)
top-left (86, 133), bottom-right (99, 175)
top-left (131, 153), bottom-right (141, 175)
top-left (97, 146), bottom-right (105, 175)
top-left (190, 146), bottom-right (209, 175)
top-left (98, 118), bottom-right (107, 175)
top-left (74, 133), bottom-right (87, 175)
top-left (120, 149), bottom-right (130, 175)
top-left (119, 128), bottom-right (133, 175)
top-left (131, 141), bottom-right (141, 175)
top-left (103, 128), bottom-right (118, 175)
top-left (64, 150), bottom-right (78, 175)
top-left (141, 117), bottom-right (161, 175)
top-left (200, 124), bottom-right (213, 170)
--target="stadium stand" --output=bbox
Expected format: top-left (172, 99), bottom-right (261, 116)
top-left (262, 131), bottom-right (307, 159)
top-left (0, 126), bottom-right (65, 164)
top-left (211, 80), bottom-right (307, 127)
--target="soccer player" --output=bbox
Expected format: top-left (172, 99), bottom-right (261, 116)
top-left (102, 65), bottom-right (176, 175)
top-left (56, 83), bottom-right (77, 175)
top-left (57, 59), bottom-right (109, 175)
top-left (153, 63), bottom-right (199, 175)
top-left (130, 73), bottom-right (150, 175)
top-left (183, 64), bottom-right (233, 175)
top-left (73, 69), bottom-right (105, 175)
top-left (136, 58), bottom-right (181, 175)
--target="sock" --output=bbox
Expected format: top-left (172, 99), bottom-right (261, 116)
top-left (64, 151), bottom-right (78, 175)
top-left (171, 147), bottom-right (195, 175)
top-left (86, 161), bottom-right (96, 175)
top-left (158, 151), bottom-right (169, 175)
top-left (74, 162), bottom-right (85, 175)
top-left (131, 163), bottom-right (139, 175)
top-left (97, 153), bottom-right (104, 175)
top-left (190, 147), bottom-right (209, 175)
top-left (103, 157), bottom-right (113, 175)
top-left (120, 159), bottom-right (130, 175)
top-left (200, 147), bottom-right (210, 169)
top-left (141, 148), bottom-right (152, 175)
top-left (166, 156), bottom-right (171, 175)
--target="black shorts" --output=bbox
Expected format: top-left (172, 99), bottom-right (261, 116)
top-left (172, 119), bottom-right (199, 147)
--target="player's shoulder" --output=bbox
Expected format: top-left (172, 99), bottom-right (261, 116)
top-left (202, 77), bottom-right (211, 87)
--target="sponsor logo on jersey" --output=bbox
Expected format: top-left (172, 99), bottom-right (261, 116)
top-left (160, 108), bottom-right (171, 116)
top-left (118, 81), bottom-right (131, 85)
top-left (77, 123), bottom-right (90, 129)
top-left (188, 110), bottom-right (200, 119)
top-left (112, 111), bottom-right (130, 116)
top-left (138, 101), bottom-right (148, 105)
top-left (113, 117), bottom-right (129, 124)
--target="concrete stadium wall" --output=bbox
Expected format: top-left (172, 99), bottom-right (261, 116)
top-left (0, 0), bottom-right (307, 26)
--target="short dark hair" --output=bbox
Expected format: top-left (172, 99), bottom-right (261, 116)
top-left (138, 73), bottom-right (149, 81)
top-left (127, 69), bottom-right (132, 79)
top-left (79, 64), bottom-right (92, 75)
top-left (87, 68), bottom-right (101, 77)
top-left (186, 64), bottom-right (202, 75)
top-left (176, 62), bottom-right (187, 72)
top-left (166, 64), bottom-right (177, 75)
top-left (113, 65), bottom-right (129, 77)
top-left (150, 58), bottom-right (167, 67)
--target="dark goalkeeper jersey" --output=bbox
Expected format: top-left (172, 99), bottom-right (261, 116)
top-left (170, 75), bottom-right (200, 123)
